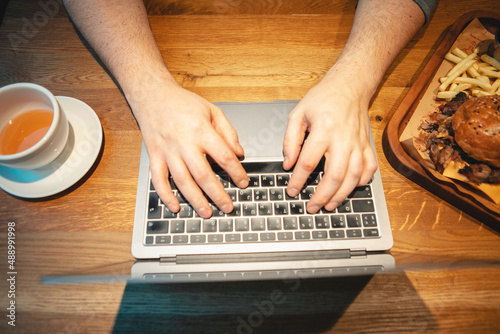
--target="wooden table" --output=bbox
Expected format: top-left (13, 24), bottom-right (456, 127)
top-left (1, 0), bottom-right (500, 332)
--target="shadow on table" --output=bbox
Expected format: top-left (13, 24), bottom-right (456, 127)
top-left (112, 273), bottom-right (437, 334)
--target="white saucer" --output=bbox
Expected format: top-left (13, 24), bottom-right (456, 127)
top-left (0, 96), bottom-right (103, 198)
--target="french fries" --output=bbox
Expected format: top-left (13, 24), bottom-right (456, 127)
top-left (437, 47), bottom-right (500, 100)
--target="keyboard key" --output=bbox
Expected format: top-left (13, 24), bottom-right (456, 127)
top-left (329, 230), bottom-right (345, 238)
top-left (269, 188), bottom-right (284, 201)
top-left (210, 204), bottom-right (225, 217)
top-left (243, 203), bottom-right (257, 216)
top-left (337, 200), bottom-right (351, 213)
top-left (276, 174), bottom-right (290, 186)
top-left (307, 173), bottom-right (321, 186)
top-left (283, 217), bottom-right (298, 230)
top-left (147, 220), bottom-right (169, 234)
top-left (315, 216), bottom-right (329, 228)
top-left (173, 235), bottom-right (189, 243)
top-left (148, 192), bottom-right (161, 219)
top-left (300, 187), bottom-right (314, 200)
top-left (350, 185), bottom-right (372, 198)
top-left (226, 189), bottom-right (237, 201)
top-left (226, 234), bottom-right (241, 242)
top-left (253, 189), bottom-right (268, 201)
top-left (258, 203), bottom-right (273, 216)
top-left (238, 189), bottom-right (253, 201)
top-left (155, 235), bottom-right (171, 244)
top-left (203, 219), bottom-right (217, 232)
top-left (248, 175), bottom-right (260, 187)
top-left (285, 192), bottom-right (299, 200)
top-left (170, 220), bottom-right (185, 233)
top-left (363, 229), bottom-right (380, 237)
top-left (186, 219), bottom-right (201, 233)
top-left (290, 202), bottom-right (305, 215)
top-left (346, 229), bottom-right (362, 238)
top-left (261, 233), bottom-right (276, 241)
top-left (278, 232), bottom-right (294, 240)
top-left (362, 214), bottom-right (377, 227)
top-left (261, 175), bottom-right (275, 187)
top-left (218, 175), bottom-right (230, 188)
top-left (145, 236), bottom-right (154, 245)
top-left (352, 200), bottom-right (375, 212)
top-left (267, 217), bottom-right (282, 230)
top-left (251, 218), bottom-right (266, 230)
top-left (208, 234), bottom-right (224, 243)
top-left (299, 216), bottom-right (314, 229)
top-left (191, 235), bottom-right (206, 243)
top-left (219, 219), bottom-right (233, 232)
top-left (274, 202), bottom-right (288, 215)
top-left (235, 218), bottom-right (250, 231)
top-left (243, 233), bottom-right (259, 241)
top-left (312, 231), bottom-right (328, 239)
top-left (347, 215), bottom-right (362, 228)
top-left (178, 205), bottom-right (193, 218)
top-left (163, 206), bottom-right (177, 219)
top-left (227, 203), bottom-right (241, 217)
top-left (331, 215), bottom-right (346, 228)
top-left (295, 231), bottom-right (311, 239)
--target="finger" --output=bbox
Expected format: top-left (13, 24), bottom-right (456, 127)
top-left (182, 151), bottom-right (236, 215)
top-left (149, 157), bottom-right (180, 213)
top-left (358, 146), bottom-right (378, 186)
top-left (282, 108), bottom-right (308, 170)
top-left (167, 156), bottom-right (214, 219)
top-left (305, 146), bottom-right (353, 213)
top-left (211, 105), bottom-right (245, 157)
top-left (318, 151), bottom-right (365, 213)
top-left (204, 128), bottom-right (249, 191)
top-left (286, 129), bottom-right (328, 198)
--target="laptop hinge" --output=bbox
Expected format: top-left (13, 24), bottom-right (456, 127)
top-left (350, 249), bottom-right (367, 257)
top-left (159, 255), bottom-right (177, 263)
top-left (161, 249), bottom-right (355, 265)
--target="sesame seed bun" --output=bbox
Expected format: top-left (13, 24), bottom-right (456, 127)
top-left (452, 95), bottom-right (500, 168)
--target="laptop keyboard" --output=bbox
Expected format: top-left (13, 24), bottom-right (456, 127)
top-left (144, 161), bottom-right (380, 246)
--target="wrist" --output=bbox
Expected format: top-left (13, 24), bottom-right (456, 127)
top-left (322, 62), bottom-right (378, 106)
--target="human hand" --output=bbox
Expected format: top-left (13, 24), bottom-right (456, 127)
top-left (283, 71), bottom-right (378, 214)
top-left (131, 80), bottom-right (249, 219)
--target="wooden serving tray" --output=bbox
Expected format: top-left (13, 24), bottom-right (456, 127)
top-left (383, 11), bottom-right (500, 226)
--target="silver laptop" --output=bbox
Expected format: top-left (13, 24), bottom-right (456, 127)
top-left (131, 100), bottom-right (394, 282)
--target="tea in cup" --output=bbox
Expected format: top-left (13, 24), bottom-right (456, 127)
top-left (0, 83), bottom-right (69, 169)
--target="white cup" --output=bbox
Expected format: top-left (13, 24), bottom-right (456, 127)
top-left (0, 83), bottom-right (69, 169)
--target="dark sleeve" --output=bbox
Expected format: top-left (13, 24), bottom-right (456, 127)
top-left (411, 0), bottom-right (439, 24)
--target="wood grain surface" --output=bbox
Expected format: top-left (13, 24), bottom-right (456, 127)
top-left (0, 0), bottom-right (500, 333)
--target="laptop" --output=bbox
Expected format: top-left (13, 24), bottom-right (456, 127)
top-left (131, 100), bottom-right (394, 282)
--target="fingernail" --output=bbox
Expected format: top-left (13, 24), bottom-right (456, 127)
top-left (288, 187), bottom-right (299, 196)
top-left (198, 206), bottom-right (210, 218)
top-left (239, 177), bottom-right (249, 188)
top-left (308, 204), bottom-right (320, 214)
top-left (168, 204), bottom-right (179, 213)
top-left (221, 203), bottom-right (233, 213)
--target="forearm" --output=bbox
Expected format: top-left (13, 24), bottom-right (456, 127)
top-left (327, 0), bottom-right (426, 102)
top-left (63, 0), bottom-right (177, 111)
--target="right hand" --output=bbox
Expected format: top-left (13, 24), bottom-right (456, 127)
top-left (129, 79), bottom-right (249, 219)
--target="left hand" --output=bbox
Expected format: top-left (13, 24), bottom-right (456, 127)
top-left (283, 70), bottom-right (378, 213)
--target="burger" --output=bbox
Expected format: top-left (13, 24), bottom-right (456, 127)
top-left (418, 93), bottom-right (500, 186)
